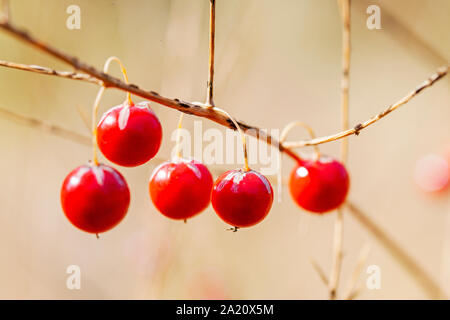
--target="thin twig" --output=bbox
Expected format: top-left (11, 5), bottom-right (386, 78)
top-left (338, 0), bottom-right (351, 164)
top-left (76, 105), bottom-right (91, 131)
top-left (0, 60), bottom-right (101, 85)
top-left (346, 201), bottom-right (445, 299)
top-left (346, 286), bottom-right (362, 301)
top-left (0, 107), bottom-right (90, 146)
top-left (206, 0), bottom-right (216, 106)
top-left (344, 244), bottom-right (370, 300)
top-left (310, 258), bottom-right (329, 287)
top-left (284, 64), bottom-right (449, 149)
top-left (329, 210), bottom-right (344, 299)
top-left (329, 0), bottom-right (351, 300)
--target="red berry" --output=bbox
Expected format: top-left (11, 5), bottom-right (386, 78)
top-left (211, 169), bottom-right (273, 228)
top-left (289, 156), bottom-right (349, 213)
top-left (61, 163), bottom-right (130, 234)
top-left (149, 158), bottom-right (213, 220)
top-left (97, 101), bottom-right (162, 167)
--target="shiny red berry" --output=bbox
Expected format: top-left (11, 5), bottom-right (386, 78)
top-left (211, 169), bottom-right (274, 228)
top-left (149, 158), bottom-right (213, 220)
top-left (97, 101), bottom-right (162, 167)
top-left (289, 156), bottom-right (349, 213)
top-left (61, 163), bottom-right (130, 234)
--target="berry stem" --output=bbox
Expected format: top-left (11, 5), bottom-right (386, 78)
top-left (91, 86), bottom-right (106, 166)
top-left (174, 112), bottom-right (184, 159)
top-left (103, 56), bottom-right (133, 106)
top-left (278, 121), bottom-right (320, 202)
top-left (205, 0), bottom-right (216, 107)
top-left (280, 121), bottom-right (320, 159)
top-left (214, 107), bottom-right (249, 171)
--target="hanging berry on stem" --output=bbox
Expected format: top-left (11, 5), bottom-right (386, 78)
top-left (211, 108), bottom-right (274, 229)
top-left (149, 113), bottom-right (213, 221)
top-left (96, 57), bottom-right (162, 167)
top-left (280, 122), bottom-right (350, 214)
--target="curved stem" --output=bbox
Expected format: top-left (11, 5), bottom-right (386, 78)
top-left (103, 56), bottom-right (133, 106)
top-left (280, 121), bottom-right (320, 159)
top-left (213, 107), bottom-right (249, 171)
top-left (91, 86), bottom-right (106, 165)
top-left (329, 0), bottom-right (351, 300)
top-left (278, 121), bottom-right (320, 202)
top-left (91, 57), bottom-right (132, 165)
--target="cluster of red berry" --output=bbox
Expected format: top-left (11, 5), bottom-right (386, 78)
top-left (60, 100), bottom-right (350, 236)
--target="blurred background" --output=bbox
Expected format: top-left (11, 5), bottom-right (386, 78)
top-left (0, 0), bottom-right (449, 299)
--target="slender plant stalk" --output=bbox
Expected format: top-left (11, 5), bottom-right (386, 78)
top-left (0, 60), bottom-right (101, 84)
top-left (0, 107), bottom-right (90, 145)
top-left (206, 0), bottom-right (216, 106)
top-left (329, 0), bottom-right (351, 300)
top-left (90, 87), bottom-right (105, 165)
top-left (310, 258), bottom-right (329, 286)
top-left (283, 65), bottom-right (448, 149)
top-left (344, 244), bottom-right (370, 300)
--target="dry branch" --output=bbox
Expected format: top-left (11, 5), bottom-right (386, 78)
top-left (310, 258), bottom-right (329, 286)
top-left (0, 60), bottom-right (101, 84)
top-left (284, 64), bottom-right (449, 149)
top-left (344, 244), bottom-right (370, 300)
top-left (0, 107), bottom-right (90, 146)
top-left (328, 0), bottom-right (351, 300)
top-left (206, 0), bottom-right (216, 106)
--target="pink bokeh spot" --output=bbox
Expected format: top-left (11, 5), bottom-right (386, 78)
top-left (414, 153), bottom-right (450, 193)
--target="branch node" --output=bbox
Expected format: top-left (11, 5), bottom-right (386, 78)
top-left (354, 123), bottom-right (363, 135)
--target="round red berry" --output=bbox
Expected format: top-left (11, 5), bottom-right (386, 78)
top-left (97, 101), bottom-right (162, 167)
top-left (61, 163), bottom-right (130, 234)
top-left (149, 158), bottom-right (213, 220)
top-left (289, 156), bottom-right (349, 213)
top-left (211, 169), bottom-right (273, 228)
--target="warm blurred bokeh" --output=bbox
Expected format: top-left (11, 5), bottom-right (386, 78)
top-left (0, 0), bottom-right (448, 299)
